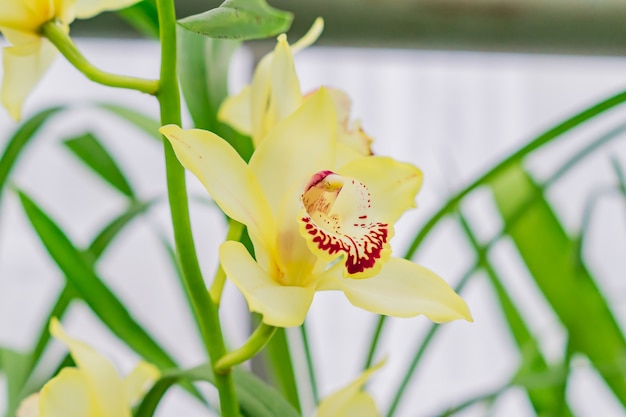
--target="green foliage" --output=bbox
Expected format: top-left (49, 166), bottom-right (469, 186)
top-left (117, 0), bottom-right (160, 38)
top-left (178, 0), bottom-right (293, 41)
top-left (492, 163), bottom-right (626, 408)
top-left (135, 364), bottom-right (300, 417)
top-left (63, 132), bottom-right (136, 199)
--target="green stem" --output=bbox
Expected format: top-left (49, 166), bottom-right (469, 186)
top-left (41, 21), bottom-right (157, 94)
top-left (210, 219), bottom-right (245, 305)
top-left (154, 0), bottom-right (239, 415)
top-left (215, 324), bottom-right (277, 374)
top-left (300, 322), bottom-right (319, 403)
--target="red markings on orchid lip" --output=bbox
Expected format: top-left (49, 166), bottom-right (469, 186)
top-left (300, 171), bottom-right (390, 276)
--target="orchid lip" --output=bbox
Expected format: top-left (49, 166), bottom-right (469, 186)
top-left (299, 170), bottom-right (391, 278)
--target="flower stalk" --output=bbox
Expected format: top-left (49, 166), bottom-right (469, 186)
top-left (41, 20), bottom-right (158, 94)
top-left (215, 323), bottom-right (277, 374)
top-left (154, 0), bottom-right (240, 415)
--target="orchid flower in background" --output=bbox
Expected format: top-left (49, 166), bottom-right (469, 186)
top-left (218, 18), bottom-right (374, 166)
top-left (160, 87), bottom-right (472, 327)
top-left (17, 318), bottom-right (159, 417)
top-left (0, 0), bottom-right (140, 120)
top-left (314, 360), bottom-right (385, 417)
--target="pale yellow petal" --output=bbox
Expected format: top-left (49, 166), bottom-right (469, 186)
top-left (74, 0), bottom-right (140, 19)
top-left (338, 156), bottom-right (422, 223)
top-left (249, 88), bottom-right (336, 217)
top-left (2, 38), bottom-right (57, 121)
top-left (270, 35), bottom-right (302, 123)
top-left (339, 257), bottom-right (472, 322)
top-left (16, 394), bottom-right (40, 417)
top-left (0, 0), bottom-right (53, 30)
top-left (49, 318), bottom-right (129, 417)
top-left (220, 241), bottom-right (315, 327)
top-left (250, 53), bottom-right (273, 144)
top-left (315, 360), bottom-right (384, 417)
top-left (38, 368), bottom-right (95, 417)
top-left (123, 362), bottom-right (160, 405)
top-left (1, 27), bottom-right (40, 46)
top-left (53, 0), bottom-right (79, 24)
top-left (218, 85), bottom-right (253, 136)
top-left (159, 125), bottom-right (276, 258)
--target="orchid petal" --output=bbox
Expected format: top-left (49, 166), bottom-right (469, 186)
top-left (249, 88), bottom-right (336, 217)
top-left (123, 362), bottom-right (160, 405)
top-left (50, 318), bottom-right (129, 417)
top-left (218, 85), bottom-right (253, 136)
top-left (220, 241), bottom-right (315, 327)
top-left (38, 368), bottom-right (95, 417)
top-left (250, 53), bottom-right (272, 144)
top-left (159, 125), bottom-right (276, 258)
top-left (16, 394), bottom-right (39, 417)
top-left (339, 156), bottom-right (422, 223)
top-left (315, 360), bottom-right (384, 417)
top-left (270, 35), bottom-right (302, 123)
top-left (2, 38), bottom-right (57, 120)
top-left (74, 0), bottom-right (140, 19)
top-left (335, 257), bottom-right (472, 322)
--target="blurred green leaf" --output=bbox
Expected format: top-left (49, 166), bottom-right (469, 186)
top-left (136, 363), bottom-right (299, 417)
top-left (16, 190), bottom-right (180, 372)
top-left (97, 103), bottom-right (161, 140)
top-left (177, 27), bottom-right (254, 161)
top-left (117, 0), bottom-right (160, 39)
top-left (178, 0), bottom-right (293, 41)
top-left (491, 163), bottom-right (626, 407)
top-left (1, 348), bottom-right (32, 417)
top-left (262, 327), bottom-right (301, 413)
top-left (0, 107), bottom-right (65, 205)
top-left (63, 132), bottom-right (136, 199)
top-left (457, 213), bottom-right (574, 417)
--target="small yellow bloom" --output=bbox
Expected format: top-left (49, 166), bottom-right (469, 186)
top-left (314, 361), bottom-right (385, 417)
top-left (218, 18), bottom-right (373, 165)
top-left (16, 318), bottom-right (159, 417)
top-left (0, 0), bottom-right (140, 120)
top-left (160, 88), bottom-right (472, 327)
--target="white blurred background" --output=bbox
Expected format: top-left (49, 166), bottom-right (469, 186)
top-left (1, 37), bottom-right (626, 417)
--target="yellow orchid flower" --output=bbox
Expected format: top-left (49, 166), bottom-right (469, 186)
top-left (218, 18), bottom-right (373, 164)
top-left (314, 361), bottom-right (385, 417)
top-left (0, 0), bottom-right (140, 120)
top-left (16, 318), bottom-right (159, 417)
top-left (160, 88), bottom-right (472, 327)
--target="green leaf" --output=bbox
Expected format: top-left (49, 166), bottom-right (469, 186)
top-left (177, 26), bottom-right (254, 161)
top-left (457, 213), bottom-right (574, 417)
top-left (178, 0), bottom-right (293, 41)
top-left (97, 103), bottom-right (161, 141)
top-left (262, 327), bottom-right (301, 412)
top-left (491, 163), bottom-right (626, 407)
top-left (63, 132), bottom-right (136, 199)
top-left (0, 106), bottom-right (65, 205)
top-left (1, 348), bottom-right (32, 417)
top-left (117, 0), bottom-right (160, 39)
top-left (16, 190), bottom-right (179, 372)
top-left (136, 363), bottom-right (299, 417)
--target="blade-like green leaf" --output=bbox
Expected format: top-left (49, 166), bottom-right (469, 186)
top-left (177, 26), bottom-right (254, 161)
top-left (457, 213), bottom-right (574, 417)
top-left (16, 190), bottom-right (179, 372)
top-left (178, 0), bottom-right (293, 41)
top-left (117, 0), bottom-right (160, 39)
top-left (97, 103), bottom-right (161, 141)
top-left (2, 348), bottom-right (32, 417)
top-left (63, 132), bottom-right (136, 199)
top-left (491, 163), bottom-right (626, 407)
top-left (136, 363), bottom-right (299, 417)
top-left (262, 327), bottom-right (301, 413)
top-left (0, 106), bottom-right (65, 205)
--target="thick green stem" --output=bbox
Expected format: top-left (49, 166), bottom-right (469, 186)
top-left (154, 0), bottom-right (239, 415)
top-left (215, 324), bottom-right (277, 374)
top-left (41, 21), bottom-right (157, 94)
